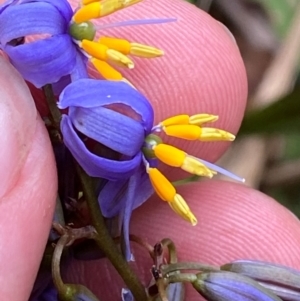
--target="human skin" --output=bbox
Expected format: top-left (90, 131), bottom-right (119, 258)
top-left (1, 0), bottom-right (300, 300)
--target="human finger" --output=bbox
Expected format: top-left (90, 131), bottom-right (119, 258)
top-left (0, 58), bottom-right (57, 301)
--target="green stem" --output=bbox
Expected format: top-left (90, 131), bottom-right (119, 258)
top-left (161, 238), bottom-right (177, 264)
top-left (52, 235), bottom-right (69, 295)
top-left (161, 262), bottom-right (220, 275)
top-left (42, 84), bottom-right (62, 130)
top-left (76, 164), bottom-right (147, 301)
top-left (129, 234), bottom-right (154, 256)
top-left (167, 273), bottom-right (198, 284)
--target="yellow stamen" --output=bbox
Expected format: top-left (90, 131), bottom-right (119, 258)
top-left (181, 155), bottom-right (214, 178)
top-left (153, 144), bottom-right (214, 178)
top-left (163, 124), bottom-right (235, 142)
top-left (82, 0), bottom-right (99, 5)
top-left (90, 58), bottom-right (123, 80)
top-left (189, 114), bottom-right (219, 125)
top-left (160, 114), bottom-right (218, 127)
top-left (81, 39), bottom-right (108, 60)
top-left (73, 2), bottom-right (101, 23)
top-left (99, 37), bottom-right (131, 55)
top-left (74, 0), bottom-right (142, 23)
top-left (99, 37), bottom-right (164, 58)
top-left (130, 43), bottom-right (164, 58)
top-left (160, 115), bottom-right (190, 127)
top-left (163, 124), bottom-right (201, 140)
top-left (81, 40), bottom-right (134, 68)
top-left (168, 194), bottom-right (197, 225)
top-left (153, 144), bottom-right (185, 167)
top-left (107, 49), bottom-right (134, 69)
top-left (147, 168), bottom-right (176, 202)
top-left (200, 128), bottom-right (235, 141)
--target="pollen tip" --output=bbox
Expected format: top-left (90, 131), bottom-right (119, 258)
top-left (191, 218), bottom-right (198, 226)
top-left (228, 134), bottom-right (236, 141)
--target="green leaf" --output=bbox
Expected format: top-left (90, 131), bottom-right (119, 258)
top-left (239, 88), bottom-right (300, 135)
top-left (254, 0), bottom-right (297, 37)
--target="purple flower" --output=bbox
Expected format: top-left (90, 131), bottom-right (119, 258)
top-left (0, 0), bottom-right (174, 88)
top-left (193, 271), bottom-right (283, 301)
top-left (222, 260), bottom-right (300, 301)
top-left (58, 79), bottom-right (154, 180)
top-left (0, 0), bottom-right (83, 87)
top-left (59, 78), bottom-right (243, 259)
top-left (58, 79), bottom-right (154, 259)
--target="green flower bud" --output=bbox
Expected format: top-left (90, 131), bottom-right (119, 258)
top-left (59, 284), bottom-right (99, 301)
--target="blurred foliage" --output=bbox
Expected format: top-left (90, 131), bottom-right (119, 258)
top-left (255, 0), bottom-right (297, 37)
top-left (240, 88), bottom-right (300, 214)
top-left (267, 186), bottom-right (300, 216)
top-left (239, 88), bottom-right (300, 136)
top-left (284, 134), bottom-right (300, 160)
top-left (184, 0), bottom-right (300, 216)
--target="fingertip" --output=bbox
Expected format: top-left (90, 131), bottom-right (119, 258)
top-left (0, 57), bottom-right (37, 198)
top-left (0, 116), bottom-right (57, 300)
top-left (132, 180), bottom-right (300, 265)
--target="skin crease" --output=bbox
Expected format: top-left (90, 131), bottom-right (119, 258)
top-left (0, 0), bottom-right (300, 301)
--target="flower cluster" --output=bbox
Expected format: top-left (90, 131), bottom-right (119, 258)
top-left (0, 0), bottom-right (243, 262)
top-left (1, 0), bottom-right (249, 300)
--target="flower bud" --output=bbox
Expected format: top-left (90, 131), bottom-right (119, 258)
top-left (192, 271), bottom-right (283, 301)
top-left (221, 260), bottom-right (300, 301)
top-left (59, 284), bottom-right (99, 301)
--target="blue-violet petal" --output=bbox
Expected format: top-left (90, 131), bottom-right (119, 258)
top-left (5, 34), bottom-right (76, 87)
top-left (69, 106), bottom-right (145, 156)
top-left (61, 115), bottom-right (142, 180)
top-left (58, 79), bottom-right (154, 134)
top-left (0, 2), bottom-right (66, 45)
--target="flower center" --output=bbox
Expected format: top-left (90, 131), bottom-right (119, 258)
top-left (69, 21), bottom-right (96, 41)
top-left (142, 134), bottom-right (162, 159)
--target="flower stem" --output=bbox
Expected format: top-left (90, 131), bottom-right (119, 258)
top-left (161, 262), bottom-right (220, 275)
top-left (42, 84), bottom-right (62, 130)
top-left (161, 238), bottom-right (177, 264)
top-left (76, 164), bottom-right (147, 301)
top-left (52, 235), bottom-right (69, 295)
top-left (167, 273), bottom-right (198, 284)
